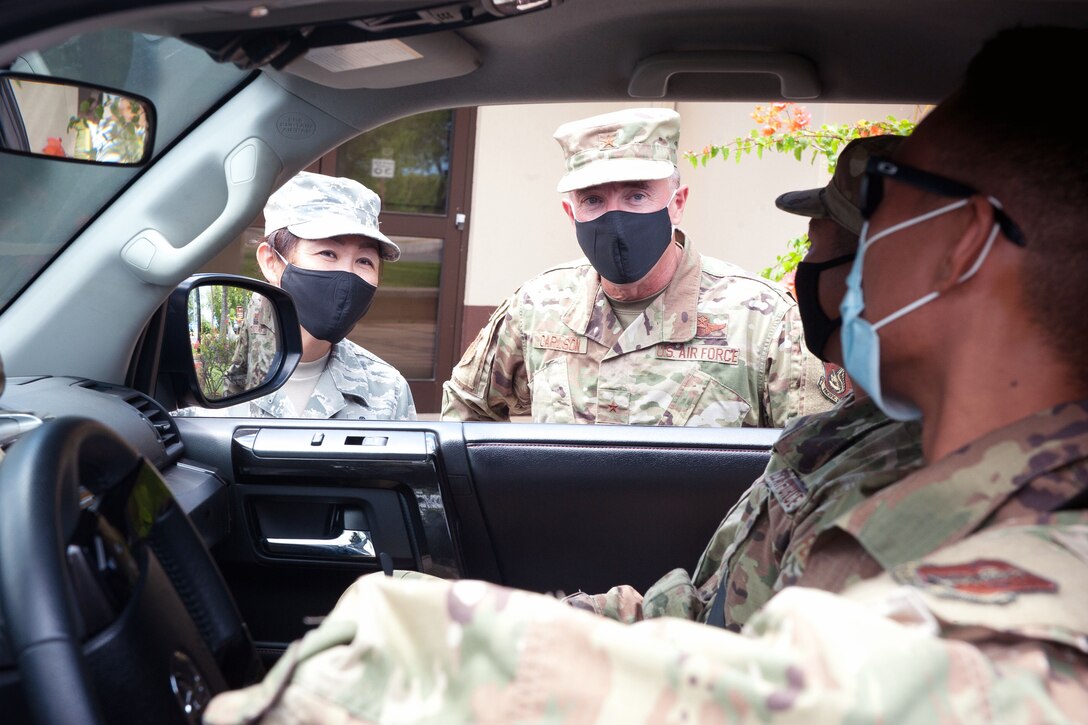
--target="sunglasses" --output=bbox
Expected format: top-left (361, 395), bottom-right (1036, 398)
top-left (860, 156), bottom-right (1027, 247)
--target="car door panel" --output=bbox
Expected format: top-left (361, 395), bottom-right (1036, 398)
top-left (174, 417), bottom-right (776, 656)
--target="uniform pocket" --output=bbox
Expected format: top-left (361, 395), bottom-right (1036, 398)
top-left (661, 369), bottom-right (752, 427)
top-left (529, 356), bottom-right (577, 424)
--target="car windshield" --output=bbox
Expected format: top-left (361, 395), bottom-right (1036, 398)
top-left (0, 30), bottom-right (249, 311)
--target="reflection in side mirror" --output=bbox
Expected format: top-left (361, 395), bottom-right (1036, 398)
top-left (188, 284), bottom-right (280, 402)
top-left (0, 73), bottom-right (155, 165)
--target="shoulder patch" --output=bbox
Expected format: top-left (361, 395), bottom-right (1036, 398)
top-left (765, 467), bottom-right (809, 514)
top-left (896, 559), bottom-right (1058, 605)
top-left (817, 364), bottom-right (853, 404)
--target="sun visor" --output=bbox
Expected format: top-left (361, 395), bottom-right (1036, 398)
top-left (281, 31), bottom-right (479, 89)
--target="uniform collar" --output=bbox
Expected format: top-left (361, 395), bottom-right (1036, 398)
top-left (773, 394), bottom-right (900, 473)
top-left (833, 399), bottom-right (1088, 570)
top-left (560, 230), bottom-right (701, 353)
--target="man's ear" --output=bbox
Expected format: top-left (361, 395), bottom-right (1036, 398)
top-left (936, 195), bottom-right (996, 292)
top-left (561, 198), bottom-right (577, 226)
top-left (255, 242), bottom-right (284, 285)
top-left (668, 184), bottom-right (690, 226)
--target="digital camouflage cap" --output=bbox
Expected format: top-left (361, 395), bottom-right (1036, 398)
top-left (554, 107), bottom-right (680, 193)
top-left (775, 135), bottom-right (905, 236)
top-left (263, 171), bottom-right (401, 261)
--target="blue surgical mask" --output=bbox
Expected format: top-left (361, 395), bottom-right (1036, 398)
top-left (840, 199), bottom-right (1001, 420)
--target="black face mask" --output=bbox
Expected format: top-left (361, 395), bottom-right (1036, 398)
top-left (574, 207), bottom-right (673, 285)
top-left (793, 253), bottom-right (856, 361)
top-left (279, 262), bottom-right (377, 344)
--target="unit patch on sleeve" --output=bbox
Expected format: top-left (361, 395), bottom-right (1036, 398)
top-left (895, 559), bottom-right (1059, 604)
top-left (817, 363), bottom-right (853, 404)
top-left (765, 467), bottom-right (809, 514)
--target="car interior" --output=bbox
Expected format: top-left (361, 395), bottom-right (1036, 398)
top-left (1, 0), bottom-right (1086, 722)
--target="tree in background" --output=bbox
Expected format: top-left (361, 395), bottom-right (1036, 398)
top-left (686, 103), bottom-right (922, 289)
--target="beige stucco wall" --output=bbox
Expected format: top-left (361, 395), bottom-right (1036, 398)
top-left (463, 101), bottom-right (922, 307)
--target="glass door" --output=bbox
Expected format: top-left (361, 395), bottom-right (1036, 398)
top-left (319, 107), bottom-right (476, 414)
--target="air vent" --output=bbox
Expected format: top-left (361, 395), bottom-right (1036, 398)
top-left (79, 381), bottom-right (184, 462)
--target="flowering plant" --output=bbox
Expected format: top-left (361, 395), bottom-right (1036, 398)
top-left (686, 102), bottom-right (922, 282)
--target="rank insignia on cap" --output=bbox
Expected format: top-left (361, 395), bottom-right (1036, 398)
top-left (597, 132), bottom-right (618, 150)
top-left (896, 559), bottom-right (1059, 604)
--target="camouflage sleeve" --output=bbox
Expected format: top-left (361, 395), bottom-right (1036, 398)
top-left (563, 585), bottom-right (647, 622)
top-left (393, 374), bottom-right (417, 421)
top-left (763, 302), bottom-right (834, 428)
top-left (204, 571), bottom-right (1084, 724)
top-left (440, 296), bottom-right (529, 422)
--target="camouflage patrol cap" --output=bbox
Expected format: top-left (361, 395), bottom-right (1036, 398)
top-left (554, 108), bottom-right (680, 193)
top-left (263, 171), bottom-right (401, 261)
top-left (775, 135), bottom-right (906, 235)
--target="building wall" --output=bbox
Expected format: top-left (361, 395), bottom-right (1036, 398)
top-left (460, 100), bottom-right (921, 345)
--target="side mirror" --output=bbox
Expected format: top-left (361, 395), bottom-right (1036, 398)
top-left (0, 73), bottom-right (155, 165)
top-left (161, 275), bottom-right (302, 409)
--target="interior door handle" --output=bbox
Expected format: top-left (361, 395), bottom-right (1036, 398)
top-left (263, 529), bottom-right (375, 559)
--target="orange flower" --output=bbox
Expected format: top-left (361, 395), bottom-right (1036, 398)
top-left (761, 125), bottom-right (776, 136)
top-left (41, 137), bottom-right (66, 157)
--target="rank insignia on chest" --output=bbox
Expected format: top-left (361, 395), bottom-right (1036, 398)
top-left (532, 332), bottom-right (588, 354)
top-left (895, 559), bottom-right (1059, 604)
top-left (765, 468), bottom-right (809, 514)
top-left (656, 342), bottom-right (739, 364)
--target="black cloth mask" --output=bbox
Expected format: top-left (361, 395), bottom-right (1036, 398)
top-left (278, 262), bottom-right (377, 344)
top-left (793, 253), bottom-right (855, 361)
top-left (574, 207), bottom-right (674, 285)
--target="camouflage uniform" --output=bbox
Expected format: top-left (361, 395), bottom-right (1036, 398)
top-left (566, 394), bottom-right (924, 626)
top-left (205, 400), bottom-right (1088, 723)
top-left (223, 295), bottom-right (278, 395)
top-left (239, 339), bottom-right (415, 420)
top-left (441, 233), bottom-right (833, 427)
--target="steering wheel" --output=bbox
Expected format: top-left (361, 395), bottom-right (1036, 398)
top-left (0, 417), bottom-right (259, 724)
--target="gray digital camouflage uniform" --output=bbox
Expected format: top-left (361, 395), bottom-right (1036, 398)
top-left (441, 233), bottom-right (834, 427)
top-left (203, 400), bottom-right (1088, 723)
top-left (565, 394), bottom-right (924, 626)
top-left (243, 338), bottom-right (416, 420)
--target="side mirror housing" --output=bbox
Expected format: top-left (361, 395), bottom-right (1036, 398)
top-left (161, 274), bottom-right (302, 409)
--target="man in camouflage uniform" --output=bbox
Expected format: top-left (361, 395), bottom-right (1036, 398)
top-left (441, 108), bottom-right (832, 427)
top-left (206, 28), bottom-right (1088, 722)
top-left (565, 134), bottom-right (927, 628)
top-left (187, 172), bottom-right (416, 420)
top-left (223, 292), bottom-right (278, 395)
